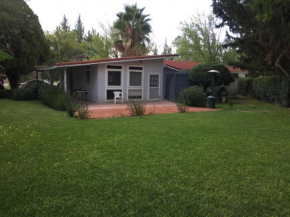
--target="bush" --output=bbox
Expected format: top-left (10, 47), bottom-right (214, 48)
top-left (0, 90), bottom-right (12, 99)
top-left (66, 99), bottom-right (79, 117)
top-left (177, 86), bottom-right (207, 107)
top-left (11, 86), bottom-right (38, 101)
top-left (175, 102), bottom-right (189, 113)
top-left (189, 62), bottom-right (234, 91)
top-left (238, 77), bottom-right (254, 96)
top-left (252, 76), bottom-right (290, 107)
top-left (127, 99), bottom-right (146, 116)
top-left (38, 85), bottom-right (70, 111)
top-left (78, 102), bottom-right (90, 119)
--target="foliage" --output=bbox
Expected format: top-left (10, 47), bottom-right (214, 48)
top-left (252, 77), bottom-right (290, 108)
top-left (66, 98), bottom-right (79, 117)
top-left (0, 50), bottom-right (12, 61)
top-left (228, 100), bottom-right (234, 107)
top-left (127, 99), bottom-right (146, 116)
top-left (189, 62), bottom-right (234, 91)
top-left (173, 13), bottom-right (239, 64)
top-left (38, 85), bottom-right (70, 111)
top-left (213, 0), bottom-right (290, 77)
top-left (77, 102), bottom-right (90, 119)
top-left (177, 86), bottom-right (207, 107)
top-left (0, 90), bottom-right (11, 99)
top-left (161, 39), bottom-right (172, 55)
top-left (175, 101), bottom-right (189, 113)
top-left (238, 77), bottom-right (254, 96)
top-left (113, 4), bottom-right (152, 57)
top-left (11, 86), bottom-right (38, 101)
top-left (239, 76), bottom-right (290, 108)
top-left (0, 0), bottom-right (49, 88)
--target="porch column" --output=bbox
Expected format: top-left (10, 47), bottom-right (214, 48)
top-left (36, 71), bottom-right (39, 80)
top-left (63, 68), bottom-right (67, 93)
top-left (41, 71), bottom-right (45, 81)
top-left (49, 71), bottom-right (54, 85)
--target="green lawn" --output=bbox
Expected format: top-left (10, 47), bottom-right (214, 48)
top-left (1, 99), bottom-right (290, 216)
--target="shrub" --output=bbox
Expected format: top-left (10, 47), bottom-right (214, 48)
top-left (175, 102), bottom-right (189, 113)
top-left (238, 77), bottom-right (254, 96)
top-left (189, 62), bottom-right (234, 91)
top-left (38, 85), bottom-right (70, 111)
top-left (177, 86), bottom-right (207, 107)
top-left (11, 86), bottom-right (38, 101)
top-left (0, 90), bottom-right (12, 99)
top-left (66, 99), bottom-right (79, 117)
top-left (127, 99), bottom-right (146, 116)
top-left (252, 76), bottom-right (290, 107)
top-left (228, 100), bottom-right (234, 108)
top-left (78, 102), bottom-right (90, 119)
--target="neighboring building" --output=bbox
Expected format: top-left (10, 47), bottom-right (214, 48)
top-left (36, 54), bottom-right (178, 103)
top-left (163, 60), bottom-right (247, 101)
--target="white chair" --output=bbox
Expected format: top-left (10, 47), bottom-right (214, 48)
top-left (113, 91), bottom-right (123, 104)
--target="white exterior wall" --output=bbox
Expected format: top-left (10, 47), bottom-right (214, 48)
top-left (97, 59), bottom-right (164, 103)
top-left (214, 73), bottom-right (239, 98)
top-left (68, 59), bottom-right (164, 103)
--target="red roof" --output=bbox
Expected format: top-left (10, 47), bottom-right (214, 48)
top-left (37, 54), bottom-right (179, 70)
top-left (164, 60), bottom-right (244, 72)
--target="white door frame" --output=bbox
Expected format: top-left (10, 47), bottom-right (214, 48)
top-left (148, 73), bottom-right (161, 101)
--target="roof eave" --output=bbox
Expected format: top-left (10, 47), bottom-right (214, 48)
top-left (36, 55), bottom-right (179, 71)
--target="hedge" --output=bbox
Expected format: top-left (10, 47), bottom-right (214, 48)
top-left (238, 77), bottom-right (254, 96)
top-left (238, 76), bottom-right (290, 108)
top-left (177, 86), bottom-right (207, 107)
top-left (0, 90), bottom-right (12, 99)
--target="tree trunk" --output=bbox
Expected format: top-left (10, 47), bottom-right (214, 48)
top-left (6, 73), bottom-right (20, 89)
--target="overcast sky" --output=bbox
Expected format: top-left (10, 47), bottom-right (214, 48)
top-left (27, 0), bottom-right (213, 52)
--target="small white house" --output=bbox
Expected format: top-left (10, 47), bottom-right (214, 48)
top-left (36, 54), bottom-right (178, 103)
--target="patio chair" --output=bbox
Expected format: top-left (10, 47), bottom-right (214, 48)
top-left (113, 91), bottom-right (123, 104)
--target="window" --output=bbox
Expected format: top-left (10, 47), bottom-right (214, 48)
top-left (128, 66), bottom-right (143, 100)
top-left (150, 75), bottom-right (159, 87)
top-left (86, 70), bottom-right (90, 86)
top-left (129, 71), bottom-right (142, 86)
top-left (108, 71), bottom-right (121, 86)
top-left (107, 89), bottom-right (122, 100)
top-left (149, 74), bottom-right (160, 100)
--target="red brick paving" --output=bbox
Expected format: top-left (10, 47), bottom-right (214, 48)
top-left (89, 106), bottom-right (217, 119)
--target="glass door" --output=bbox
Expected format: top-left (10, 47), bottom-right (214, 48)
top-left (149, 74), bottom-right (160, 100)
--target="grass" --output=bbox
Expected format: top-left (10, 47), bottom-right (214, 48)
top-left (1, 99), bottom-right (290, 216)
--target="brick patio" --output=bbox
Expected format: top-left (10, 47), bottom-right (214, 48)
top-left (88, 101), bottom-right (218, 119)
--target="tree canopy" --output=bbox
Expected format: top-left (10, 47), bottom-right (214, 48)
top-left (113, 4), bottom-right (152, 57)
top-left (0, 0), bottom-right (49, 88)
top-left (189, 62), bottom-right (234, 92)
top-left (213, 0), bottom-right (290, 77)
top-left (173, 13), bottom-right (239, 64)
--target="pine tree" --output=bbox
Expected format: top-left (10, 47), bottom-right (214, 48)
top-left (60, 15), bottom-right (70, 32)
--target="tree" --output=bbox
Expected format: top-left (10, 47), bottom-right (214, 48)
top-left (173, 13), bottom-right (224, 62)
top-left (213, 0), bottom-right (290, 77)
top-left (189, 62), bottom-right (234, 92)
top-left (60, 15), bottom-right (70, 32)
top-left (75, 14), bottom-right (85, 60)
top-left (0, 0), bottom-right (49, 88)
top-left (161, 39), bottom-right (172, 55)
top-left (113, 4), bottom-right (152, 57)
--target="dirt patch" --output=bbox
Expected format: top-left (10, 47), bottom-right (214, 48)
top-left (89, 106), bottom-right (218, 119)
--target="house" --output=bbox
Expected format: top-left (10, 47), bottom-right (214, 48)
top-left (36, 54), bottom-right (179, 103)
top-left (163, 60), bottom-right (247, 101)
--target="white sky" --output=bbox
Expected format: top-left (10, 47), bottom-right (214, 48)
top-left (27, 0), bottom-right (213, 52)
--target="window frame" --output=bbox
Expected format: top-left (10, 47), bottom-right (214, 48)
top-left (148, 73), bottom-right (161, 100)
top-left (105, 64), bottom-right (124, 101)
top-left (127, 65), bottom-right (144, 100)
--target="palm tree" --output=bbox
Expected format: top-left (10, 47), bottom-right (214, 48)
top-left (113, 4), bottom-right (152, 57)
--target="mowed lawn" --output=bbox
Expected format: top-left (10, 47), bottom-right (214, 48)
top-left (1, 99), bottom-right (290, 217)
